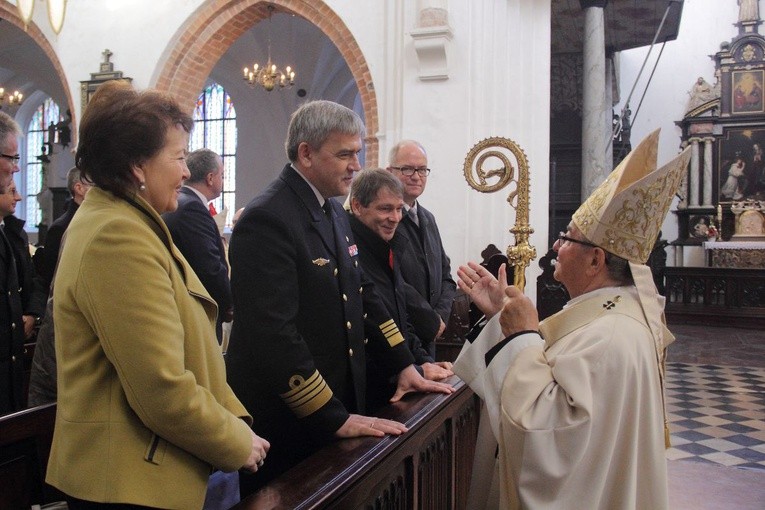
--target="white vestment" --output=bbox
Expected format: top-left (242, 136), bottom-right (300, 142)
top-left (454, 285), bottom-right (670, 510)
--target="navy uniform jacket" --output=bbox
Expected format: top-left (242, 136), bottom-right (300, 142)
top-left (348, 214), bottom-right (433, 411)
top-left (163, 187), bottom-right (231, 342)
top-left (0, 226), bottom-right (25, 414)
top-left (226, 165), bottom-right (414, 490)
top-left (397, 203), bottom-right (457, 348)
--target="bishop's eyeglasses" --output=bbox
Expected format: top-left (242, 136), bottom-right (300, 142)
top-left (556, 232), bottom-right (598, 248)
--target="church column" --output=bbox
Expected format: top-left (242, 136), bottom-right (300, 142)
top-left (580, 0), bottom-right (608, 199)
top-left (689, 137), bottom-right (700, 207)
top-left (605, 56), bottom-right (614, 170)
top-left (677, 140), bottom-right (689, 210)
top-left (702, 137), bottom-right (714, 206)
top-left (674, 245), bottom-right (684, 267)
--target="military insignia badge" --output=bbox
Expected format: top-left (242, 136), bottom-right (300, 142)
top-left (312, 258), bottom-right (330, 266)
top-left (348, 244), bottom-right (358, 257)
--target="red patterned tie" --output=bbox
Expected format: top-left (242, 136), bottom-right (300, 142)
top-left (388, 248), bottom-right (394, 270)
top-left (209, 203), bottom-right (217, 216)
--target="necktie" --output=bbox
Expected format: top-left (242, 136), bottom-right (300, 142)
top-left (322, 201), bottom-right (336, 236)
top-left (209, 203), bottom-right (217, 216)
top-left (388, 248), bottom-right (394, 270)
top-left (408, 207), bottom-right (419, 227)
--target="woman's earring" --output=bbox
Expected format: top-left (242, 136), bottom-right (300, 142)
top-left (139, 182), bottom-right (146, 191)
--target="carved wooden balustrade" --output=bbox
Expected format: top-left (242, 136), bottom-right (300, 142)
top-left (233, 377), bottom-right (479, 510)
top-left (664, 266), bottom-right (765, 327)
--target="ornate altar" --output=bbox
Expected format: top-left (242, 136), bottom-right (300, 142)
top-left (704, 240), bottom-right (765, 267)
top-left (667, 7), bottom-right (765, 326)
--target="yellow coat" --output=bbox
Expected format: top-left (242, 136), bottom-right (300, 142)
top-left (46, 188), bottom-right (253, 509)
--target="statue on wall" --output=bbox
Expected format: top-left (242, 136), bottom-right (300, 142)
top-left (738, 0), bottom-right (760, 23)
top-left (56, 109), bottom-right (72, 148)
top-left (686, 76), bottom-right (717, 113)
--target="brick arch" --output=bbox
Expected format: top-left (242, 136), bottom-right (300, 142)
top-left (0, 1), bottom-right (77, 138)
top-left (153, 0), bottom-right (380, 165)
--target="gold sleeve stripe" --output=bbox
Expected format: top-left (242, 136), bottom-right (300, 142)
top-left (379, 319), bottom-right (404, 347)
top-left (279, 370), bottom-right (334, 418)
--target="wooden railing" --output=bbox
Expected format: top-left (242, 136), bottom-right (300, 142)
top-left (233, 377), bottom-right (479, 510)
top-left (664, 267), bottom-right (765, 328)
top-left (0, 402), bottom-right (65, 509)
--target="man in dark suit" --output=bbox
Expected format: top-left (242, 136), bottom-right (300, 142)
top-left (387, 140), bottom-right (457, 358)
top-left (227, 101), bottom-right (453, 494)
top-left (39, 166), bottom-right (90, 290)
top-left (163, 148), bottom-right (232, 342)
top-left (0, 182), bottom-right (46, 339)
top-left (0, 111), bottom-right (25, 414)
top-left (347, 169), bottom-right (453, 411)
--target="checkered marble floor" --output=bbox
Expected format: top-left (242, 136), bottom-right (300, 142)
top-left (665, 362), bottom-right (765, 472)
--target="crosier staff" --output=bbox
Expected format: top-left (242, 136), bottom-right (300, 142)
top-left (463, 137), bottom-right (536, 292)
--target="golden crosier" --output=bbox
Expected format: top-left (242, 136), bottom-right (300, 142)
top-left (463, 137), bottom-right (536, 292)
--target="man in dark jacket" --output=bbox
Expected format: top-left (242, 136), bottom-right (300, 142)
top-left (347, 169), bottom-right (453, 410)
top-left (163, 148), bottom-right (232, 342)
top-left (387, 140), bottom-right (456, 357)
top-left (0, 183), bottom-right (46, 338)
top-left (0, 111), bottom-right (24, 414)
top-left (226, 100), bottom-right (453, 495)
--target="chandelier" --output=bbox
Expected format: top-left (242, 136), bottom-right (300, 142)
top-left (0, 88), bottom-right (24, 109)
top-left (242, 5), bottom-right (295, 92)
top-left (17, 0), bottom-right (67, 34)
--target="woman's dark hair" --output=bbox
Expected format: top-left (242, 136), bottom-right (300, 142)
top-left (75, 80), bottom-right (193, 199)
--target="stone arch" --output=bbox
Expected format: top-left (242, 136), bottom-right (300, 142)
top-left (153, 0), bottom-right (380, 165)
top-left (0, 1), bottom-right (77, 137)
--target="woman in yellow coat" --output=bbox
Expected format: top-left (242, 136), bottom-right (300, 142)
top-left (46, 81), bottom-right (269, 510)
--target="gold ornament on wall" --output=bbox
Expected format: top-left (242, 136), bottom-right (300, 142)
top-left (463, 137), bottom-right (536, 292)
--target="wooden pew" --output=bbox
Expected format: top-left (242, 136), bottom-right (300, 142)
top-left (0, 403), bottom-right (65, 509)
top-left (233, 377), bottom-right (479, 510)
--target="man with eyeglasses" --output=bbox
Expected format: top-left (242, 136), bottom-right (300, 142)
top-left (227, 101), bottom-right (453, 495)
top-left (451, 131), bottom-right (690, 510)
top-left (0, 111), bottom-right (25, 414)
top-left (387, 140), bottom-right (456, 359)
top-left (0, 112), bottom-right (21, 194)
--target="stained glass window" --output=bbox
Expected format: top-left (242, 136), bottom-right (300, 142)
top-left (190, 83), bottom-right (237, 226)
top-left (25, 98), bottom-right (60, 228)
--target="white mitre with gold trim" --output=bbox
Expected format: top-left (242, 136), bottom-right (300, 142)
top-left (572, 129), bottom-right (691, 263)
top-left (571, 130), bottom-right (692, 448)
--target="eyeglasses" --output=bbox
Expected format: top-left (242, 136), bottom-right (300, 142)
top-left (0, 153), bottom-right (20, 163)
top-left (557, 232), bottom-right (598, 248)
top-left (390, 166), bottom-right (430, 177)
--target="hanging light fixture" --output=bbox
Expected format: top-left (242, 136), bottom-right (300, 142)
top-left (243, 5), bottom-right (296, 92)
top-left (48, 0), bottom-right (68, 34)
top-left (16, 0), bottom-right (68, 34)
top-left (0, 88), bottom-right (24, 109)
top-left (16, 0), bottom-right (34, 27)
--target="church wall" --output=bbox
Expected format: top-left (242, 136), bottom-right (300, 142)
top-left (14, 0), bottom-right (552, 301)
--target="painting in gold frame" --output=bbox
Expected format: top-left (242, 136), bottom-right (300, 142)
top-left (731, 70), bottom-right (765, 115)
